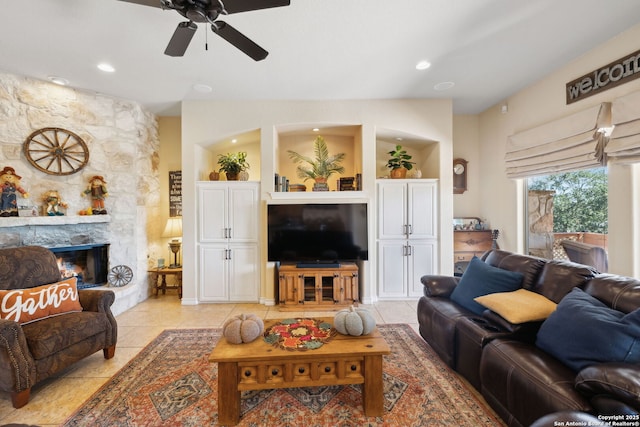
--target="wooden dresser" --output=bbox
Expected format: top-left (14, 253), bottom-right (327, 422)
top-left (454, 230), bottom-right (498, 275)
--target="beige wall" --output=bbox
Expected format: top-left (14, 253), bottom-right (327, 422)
top-left (158, 117), bottom-right (182, 264)
top-left (477, 23), bottom-right (640, 276)
top-left (452, 114), bottom-right (483, 220)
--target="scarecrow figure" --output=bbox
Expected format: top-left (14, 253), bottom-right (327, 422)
top-left (43, 190), bottom-right (67, 216)
top-left (83, 175), bottom-right (108, 214)
top-left (0, 166), bottom-right (29, 217)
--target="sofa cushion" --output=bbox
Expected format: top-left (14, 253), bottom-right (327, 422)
top-left (21, 311), bottom-right (109, 360)
top-left (584, 274), bottom-right (640, 314)
top-left (575, 363), bottom-right (640, 410)
top-left (530, 260), bottom-right (597, 303)
top-left (450, 257), bottom-right (524, 315)
top-left (474, 289), bottom-right (557, 324)
top-left (536, 287), bottom-right (640, 371)
top-left (0, 278), bottom-right (82, 324)
top-left (480, 339), bottom-right (592, 427)
top-left (484, 250), bottom-right (546, 290)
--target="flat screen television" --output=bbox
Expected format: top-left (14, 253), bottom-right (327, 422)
top-left (268, 203), bottom-right (368, 264)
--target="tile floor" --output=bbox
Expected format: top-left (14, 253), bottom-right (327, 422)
top-left (0, 296), bottom-right (419, 426)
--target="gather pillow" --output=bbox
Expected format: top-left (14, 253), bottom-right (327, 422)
top-left (0, 278), bottom-right (83, 324)
top-left (474, 289), bottom-right (557, 324)
top-left (450, 257), bottom-right (524, 315)
top-left (536, 287), bottom-right (640, 371)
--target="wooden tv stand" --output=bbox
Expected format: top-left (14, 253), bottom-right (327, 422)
top-left (277, 263), bottom-right (359, 311)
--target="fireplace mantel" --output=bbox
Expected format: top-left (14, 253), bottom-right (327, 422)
top-left (0, 215), bottom-right (111, 228)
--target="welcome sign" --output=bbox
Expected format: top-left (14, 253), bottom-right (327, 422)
top-left (566, 48), bottom-right (640, 104)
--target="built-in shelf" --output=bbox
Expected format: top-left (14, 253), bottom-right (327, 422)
top-left (0, 215), bottom-right (111, 228)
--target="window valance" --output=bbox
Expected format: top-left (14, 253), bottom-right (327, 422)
top-left (608, 89), bottom-right (640, 164)
top-left (505, 103), bottom-right (611, 178)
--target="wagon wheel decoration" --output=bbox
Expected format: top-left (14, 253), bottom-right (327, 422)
top-left (23, 127), bottom-right (89, 175)
top-left (108, 265), bottom-right (133, 288)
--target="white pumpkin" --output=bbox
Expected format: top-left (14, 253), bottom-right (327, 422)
top-left (334, 306), bottom-right (376, 336)
top-left (222, 313), bottom-right (264, 344)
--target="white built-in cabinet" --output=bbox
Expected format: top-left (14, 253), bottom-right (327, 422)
top-left (377, 180), bottom-right (438, 298)
top-left (197, 182), bottom-right (260, 302)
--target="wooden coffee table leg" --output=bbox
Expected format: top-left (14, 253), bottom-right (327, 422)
top-left (362, 354), bottom-right (384, 417)
top-left (217, 362), bottom-right (240, 426)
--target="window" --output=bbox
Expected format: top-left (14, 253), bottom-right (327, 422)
top-left (526, 167), bottom-right (608, 267)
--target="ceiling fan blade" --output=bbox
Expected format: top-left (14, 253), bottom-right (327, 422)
top-left (164, 21), bottom-right (197, 57)
top-left (117, 0), bottom-right (163, 8)
top-left (211, 21), bottom-right (268, 61)
top-left (222, 0), bottom-right (290, 14)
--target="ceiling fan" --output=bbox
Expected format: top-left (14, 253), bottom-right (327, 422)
top-left (118, 0), bottom-right (290, 60)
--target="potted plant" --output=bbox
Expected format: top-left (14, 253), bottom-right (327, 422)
top-left (217, 152), bottom-right (249, 181)
top-left (287, 136), bottom-right (345, 185)
top-left (386, 144), bottom-right (415, 179)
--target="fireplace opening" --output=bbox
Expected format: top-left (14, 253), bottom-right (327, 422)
top-left (48, 244), bottom-right (110, 289)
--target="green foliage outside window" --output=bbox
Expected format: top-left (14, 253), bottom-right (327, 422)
top-left (528, 168), bottom-right (608, 234)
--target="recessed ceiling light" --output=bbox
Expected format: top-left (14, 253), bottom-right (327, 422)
top-left (48, 76), bottom-right (68, 86)
top-left (231, 139), bottom-right (237, 144)
top-left (193, 83), bottom-right (212, 93)
top-left (97, 63), bottom-right (115, 73)
top-left (434, 81), bottom-right (455, 91)
top-left (416, 60), bottom-right (431, 71)
top-left (396, 137), bottom-right (403, 141)
top-left (312, 128), bottom-right (320, 132)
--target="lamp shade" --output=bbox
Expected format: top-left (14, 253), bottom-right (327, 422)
top-left (162, 217), bottom-right (183, 239)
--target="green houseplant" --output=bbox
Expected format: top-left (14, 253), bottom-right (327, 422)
top-left (287, 136), bottom-right (346, 183)
top-left (386, 144), bottom-right (415, 178)
top-left (217, 152), bottom-right (249, 181)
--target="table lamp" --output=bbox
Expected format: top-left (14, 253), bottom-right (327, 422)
top-left (162, 217), bottom-right (182, 268)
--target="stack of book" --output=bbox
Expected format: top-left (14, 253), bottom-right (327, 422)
top-left (338, 177), bottom-right (355, 191)
top-left (289, 184), bottom-right (307, 192)
top-left (274, 174), bottom-right (290, 192)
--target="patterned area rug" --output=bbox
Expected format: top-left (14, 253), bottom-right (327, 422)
top-left (62, 324), bottom-right (505, 426)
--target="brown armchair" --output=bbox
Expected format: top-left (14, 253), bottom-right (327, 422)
top-left (0, 245), bottom-right (117, 408)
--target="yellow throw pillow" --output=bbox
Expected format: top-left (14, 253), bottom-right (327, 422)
top-left (474, 288), bottom-right (557, 324)
top-left (0, 278), bottom-right (83, 324)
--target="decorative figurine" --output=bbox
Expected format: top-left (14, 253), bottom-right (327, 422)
top-left (83, 175), bottom-right (108, 214)
top-left (42, 190), bottom-right (67, 216)
top-left (0, 166), bottom-right (29, 217)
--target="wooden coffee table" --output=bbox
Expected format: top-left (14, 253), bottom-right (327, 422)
top-left (209, 318), bottom-right (391, 426)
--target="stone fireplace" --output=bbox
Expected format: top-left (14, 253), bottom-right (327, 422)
top-left (0, 71), bottom-right (164, 316)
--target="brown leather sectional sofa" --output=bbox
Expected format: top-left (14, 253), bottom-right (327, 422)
top-left (0, 245), bottom-right (118, 408)
top-left (417, 249), bottom-right (640, 427)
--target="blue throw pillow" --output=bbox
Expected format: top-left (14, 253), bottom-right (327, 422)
top-left (450, 257), bottom-right (524, 315)
top-left (536, 287), bottom-right (640, 372)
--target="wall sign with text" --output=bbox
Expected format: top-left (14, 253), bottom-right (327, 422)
top-left (169, 170), bottom-right (182, 217)
top-left (566, 48), bottom-right (640, 104)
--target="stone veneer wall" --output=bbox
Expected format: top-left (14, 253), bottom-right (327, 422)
top-left (0, 72), bottom-right (161, 315)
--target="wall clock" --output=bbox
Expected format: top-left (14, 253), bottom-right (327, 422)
top-left (24, 127), bottom-right (89, 175)
top-left (453, 158), bottom-right (468, 194)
